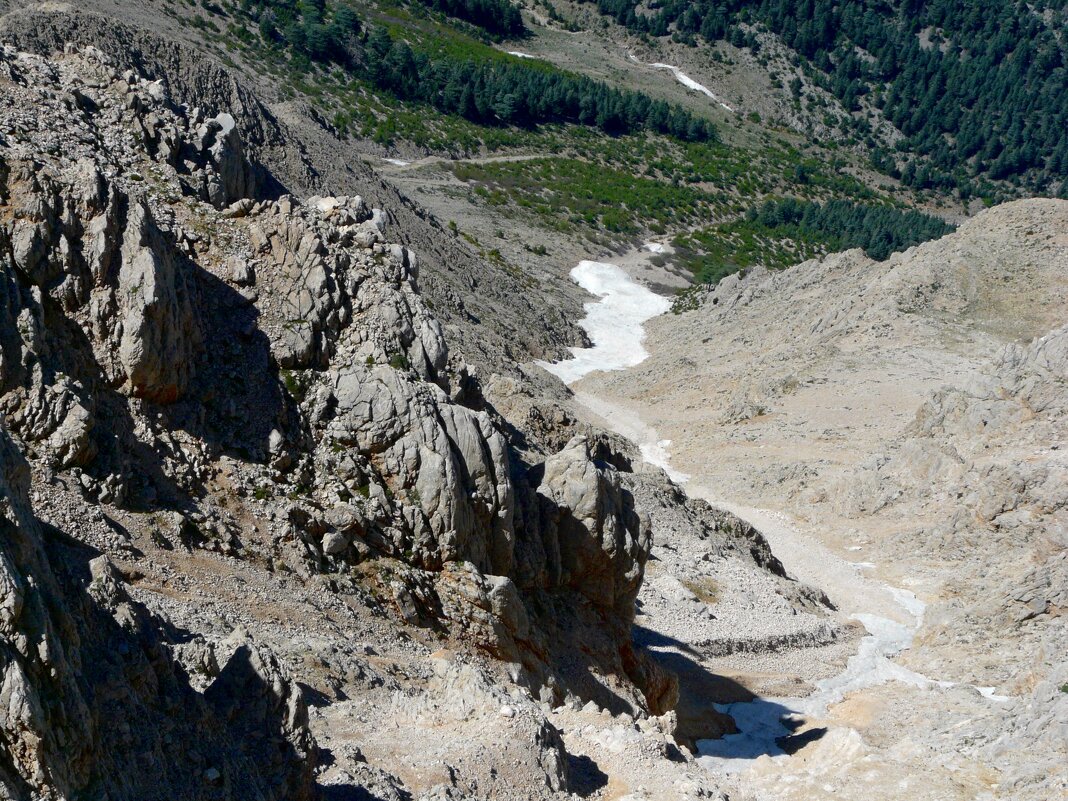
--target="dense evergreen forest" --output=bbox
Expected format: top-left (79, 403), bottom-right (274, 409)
top-left (578, 0), bottom-right (1068, 194)
top-left (746, 198), bottom-right (955, 259)
top-left (243, 0), bottom-right (715, 141)
top-left (677, 198), bottom-right (955, 284)
top-left (411, 0), bottom-right (526, 38)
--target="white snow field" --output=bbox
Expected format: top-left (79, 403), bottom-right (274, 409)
top-left (536, 260), bottom-right (671, 384)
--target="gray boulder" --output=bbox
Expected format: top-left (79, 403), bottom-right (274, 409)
top-left (536, 435), bottom-right (652, 619)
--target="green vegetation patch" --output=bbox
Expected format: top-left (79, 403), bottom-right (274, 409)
top-left (675, 198), bottom-right (955, 285)
top-left (454, 157), bottom-right (713, 234)
top-left (228, 0), bottom-right (717, 142)
top-left (449, 131), bottom-right (899, 242)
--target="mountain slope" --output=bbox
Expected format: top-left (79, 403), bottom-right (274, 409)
top-left (0, 2), bottom-right (1063, 800)
top-left (571, 0), bottom-right (1068, 195)
top-left (577, 197), bottom-right (1068, 800)
top-left (0, 34), bottom-right (828, 801)
top-left (2, 5), bottom-right (589, 372)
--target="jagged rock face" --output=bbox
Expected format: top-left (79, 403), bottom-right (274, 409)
top-left (194, 112), bottom-right (257, 208)
top-left (0, 45), bottom-right (227, 409)
top-left (324, 365), bottom-right (514, 573)
top-left (4, 7), bottom-right (587, 382)
top-left (0, 157), bottom-right (180, 464)
top-left (244, 195), bottom-right (450, 382)
top-left (0, 429), bottom-right (93, 798)
top-left (116, 198), bottom-right (202, 402)
top-left (230, 168), bottom-right (650, 685)
top-left (533, 435), bottom-right (652, 619)
top-left (0, 42), bottom-right (667, 797)
top-left (233, 193), bottom-right (521, 582)
top-left (0, 425), bottom-right (317, 801)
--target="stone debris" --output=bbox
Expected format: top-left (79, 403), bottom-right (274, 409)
top-left (581, 196), bottom-right (1068, 800)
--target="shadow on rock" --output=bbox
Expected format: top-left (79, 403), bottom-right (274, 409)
top-left (566, 753), bottom-right (610, 798)
top-left (161, 257), bottom-right (288, 464)
top-left (634, 624), bottom-right (825, 759)
top-left (0, 426), bottom-right (317, 800)
top-left (319, 785), bottom-right (411, 801)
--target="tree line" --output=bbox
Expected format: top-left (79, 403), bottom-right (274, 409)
top-left (679, 197), bottom-right (955, 285)
top-left (251, 0), bottom-right (362, 63)
top-left (363, 28), bottom-right (716, 139)
top-left (243, 0), bottom-right (716, 141)
top-left (744, 197), bottom-right (955, 261)
top-left (576, 0), bottom-right (1068, 194)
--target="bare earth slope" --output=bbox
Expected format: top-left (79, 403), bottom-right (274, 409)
top-left (576, 199), bottom-right (1068, 800)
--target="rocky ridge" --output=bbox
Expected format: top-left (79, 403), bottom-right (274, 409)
top-left (0, 5), bottom-right (586, 373)
top-left (0, 41), bottom-right (821, 800)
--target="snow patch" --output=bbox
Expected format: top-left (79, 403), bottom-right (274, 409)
top-left (976, 687), bottom-right (1011, 702)
top-left (647, 62), bottom-right (734, 112)
top-left (508, 51), bottom-right (536, 59)
top-left (536, 261), bottom-right (670, 384)
top-left (574, 392), bottom-right (691, 484)
top-left (382, 158), bottom-right (410, 167)
top-left (640, 438), bottom-right (691, 483)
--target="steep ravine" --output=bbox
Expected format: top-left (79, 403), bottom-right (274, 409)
top-left (538, 252), bottom-right (1012, 797)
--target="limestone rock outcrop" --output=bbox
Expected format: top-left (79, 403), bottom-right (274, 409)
top-left (0, 424), bottom-right (317, 801)
top-left (534, 435), bottom-right (652, 618)
top-left (116, 198), bottom-right (201, 402)
top-left (0, 42), bottom-right (689, 799)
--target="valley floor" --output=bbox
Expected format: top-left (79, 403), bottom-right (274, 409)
top-left (541, 206), bottom-right (1068, 799)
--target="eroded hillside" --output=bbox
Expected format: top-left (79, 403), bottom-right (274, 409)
top-left (0, 1), bottom-right (1065, 799)
top-left (577, 199), bottom-right (1068, 800)
top-left (0, 40), bottom-right (830, 801)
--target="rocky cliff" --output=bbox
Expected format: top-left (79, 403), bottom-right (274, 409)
top-left (0, 37), bottom-right (815, 800)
